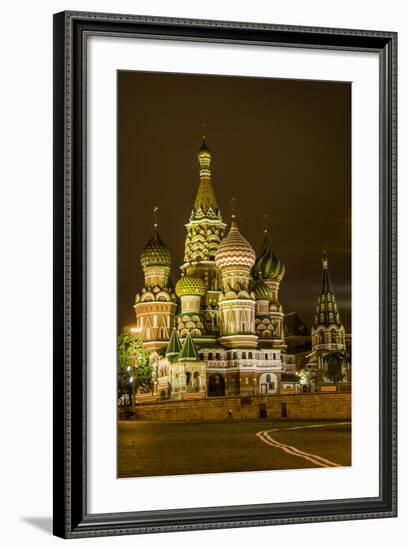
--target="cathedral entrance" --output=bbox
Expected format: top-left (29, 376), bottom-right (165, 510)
top-left (208, 374), bottom-right (225, 397)
top-left (259, 373), bottom-right (278, 394)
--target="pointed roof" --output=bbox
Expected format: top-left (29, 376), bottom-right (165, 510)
top-left (320, 251), bottom-right (332, 294)
top-left (178, 332), bottom-right (199, 362)
top-left (193, 137), bottom-right (219, 215)
top-left (284, 312), bottom-right (310, 336)
top-left (313, 252), bottom-right (343, 328)
top-left (166, 328), bottom-right (181, 358)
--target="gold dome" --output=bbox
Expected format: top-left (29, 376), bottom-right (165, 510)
top-left (175, 275), bottom-right (207, 297)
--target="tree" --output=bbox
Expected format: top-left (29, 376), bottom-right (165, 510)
top-left (118, 327), bottom-right (152, 406)
top-left (326, 355), bottom-right (344, 384)
top-left (299, 365), bottom-right (318, 390)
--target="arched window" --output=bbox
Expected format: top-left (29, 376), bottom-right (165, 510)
top-left (199, 353), bottom-right (204, 360)
top-left (266, 374), bottom-right (271, 383)
top-left (215, 353), bottom-right (221, 360)
top-left (242, 352), bottom-right (246, 359)
top-left (265, 353), bottom-right (268, 360)
top-left (208, 352), bottom-right (213, 360)
top-left (248, 352), bottom-right (253, 359)
top-left (227, 352), bottom-right (232, 360)
top-left (273, 353), bottom-right (276, 360)
top-left (232, 352), bottom-right (237, 360)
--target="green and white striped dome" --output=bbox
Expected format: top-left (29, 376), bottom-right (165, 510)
top-left (252, 279), bottom-right (272, 301)
top-left (252, 230), bottom-right (285, 282)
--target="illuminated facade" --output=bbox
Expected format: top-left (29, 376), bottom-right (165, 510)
top-left (310, 252), bottom-right (348, 385)
top-left (134, 221), bottom-right (177, 352)
top-left (133, 138), bottom-right (348, 399)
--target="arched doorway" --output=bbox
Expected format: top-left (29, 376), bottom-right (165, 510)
top-left (259, 373), bottom-right (278, 394)
top-left (208, 374), bottom-right (225, 397)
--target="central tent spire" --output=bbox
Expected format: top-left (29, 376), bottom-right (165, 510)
top-left (180, 136), bottom-right (226, 295)
top-left (193, 136), bottom-right (219, 215)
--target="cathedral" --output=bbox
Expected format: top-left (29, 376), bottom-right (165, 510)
top-left (132, 138), bottom-right (349, 400)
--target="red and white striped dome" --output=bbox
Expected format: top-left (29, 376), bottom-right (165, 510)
top-left (215, 217), bottom-right (256, 269)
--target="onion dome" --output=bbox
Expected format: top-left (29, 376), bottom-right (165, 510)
top-left (215, 215), bottom-right (256, 269)
top-left (252, 279), bottom-right (272, 301)
top-left (252, 229), bottom-right (285, 282)
top-left (175, 274), bottom-right (207, 297)
top-left (140, 227), bottom-right (171, 268)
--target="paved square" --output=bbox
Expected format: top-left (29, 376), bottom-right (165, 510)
top-left (118, 419), bottom-right (351, 478)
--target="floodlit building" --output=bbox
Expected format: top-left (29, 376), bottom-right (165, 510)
top-left (132, 138), bottom-right (349, 399)
top-left (310, 252), bottom-right (349, 387)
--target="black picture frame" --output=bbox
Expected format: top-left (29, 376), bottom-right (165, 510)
top-left (53, 10), bottom-right (397, 538)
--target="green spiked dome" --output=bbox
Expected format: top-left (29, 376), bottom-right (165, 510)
top-left (140, 227), bottom-right (171, 269)
top-left (252, 278), bottom-right (272, 301)
top-left (252, 229), bottom-right (285, 282)
top-left (175, 274), bottom-right (207, 297)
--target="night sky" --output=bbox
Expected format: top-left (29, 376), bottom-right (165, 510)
top-left (118, 71), bottom-right (351, 333)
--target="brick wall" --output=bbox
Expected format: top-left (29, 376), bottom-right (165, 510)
top-left (127, 393), bottom-right (351, 421)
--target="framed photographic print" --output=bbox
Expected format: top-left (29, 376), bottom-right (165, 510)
top-left (53, 11), bottom-right (397, 538)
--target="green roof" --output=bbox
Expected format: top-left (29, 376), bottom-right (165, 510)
top-left (252, 229), bottom-right (285, 282)
top-left (178, 332), bottom-right (198, 361)
top-left (166, 328), bottom-right (181, 357)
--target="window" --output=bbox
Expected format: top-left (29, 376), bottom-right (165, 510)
top-left (265, 353), bottom-right (268, 360)
top-left (273, 353), bottom-right (276, 360)
top-left (248, 352), bottom-right (253, 359)
top-left (208, 352), bottom-right (213, 360)
top-left (242, 352), bottom-right (246, 359)
top-left (215, 353), bottom-right (221, 360)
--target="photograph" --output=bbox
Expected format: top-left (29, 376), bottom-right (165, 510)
top-left (117, 70), bottom-right (352, 478)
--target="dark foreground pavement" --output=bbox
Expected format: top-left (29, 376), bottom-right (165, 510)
top-left (118, 419), bottom-right (351, 478)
